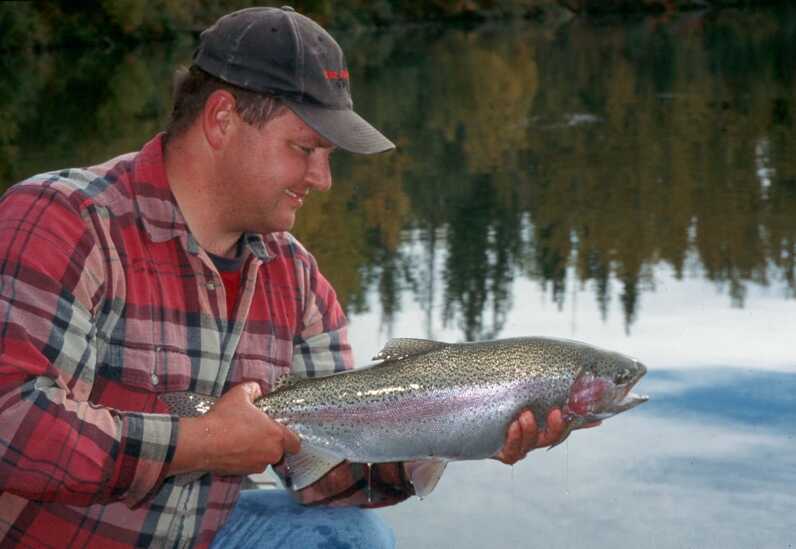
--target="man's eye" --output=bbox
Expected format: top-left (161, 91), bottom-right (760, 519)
top-left (293, 144), bottom-right (313, 155)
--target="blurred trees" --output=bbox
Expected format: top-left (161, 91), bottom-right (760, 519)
top-left (0, 0), bottom-right (553, 51)
top-left (2, 5), bottom-right (795, 338)
top-left (1, 0), bottom-right (791, 52)
top-left (342, 7), bottom-right (796, 337)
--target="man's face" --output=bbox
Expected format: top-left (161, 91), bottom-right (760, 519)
top-left (219, 108), bottom-right (335, 234)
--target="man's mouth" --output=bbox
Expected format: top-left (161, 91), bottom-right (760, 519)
top-left (284, 189), bottom-right (308, 204)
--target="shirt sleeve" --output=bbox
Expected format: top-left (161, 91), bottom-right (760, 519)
top-left (0, 181), bottom-right (178, 508)
top-left (291, 248), bottom-right (354, 376)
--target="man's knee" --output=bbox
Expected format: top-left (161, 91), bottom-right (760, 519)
top-left (307, 505), bottom-right (394, 549)
top-left (212, 490), bottom-right (395, 549)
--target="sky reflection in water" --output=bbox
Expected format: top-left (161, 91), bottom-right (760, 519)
top-left (376, 373), bottom-right (795, 549)
top-left (337, 9), bottom-right (796, 546)
top-left (364, 253), bottom-right (795, 548)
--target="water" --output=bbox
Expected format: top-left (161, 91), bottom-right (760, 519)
top-left (2, 5), bottom-right (795, 549)
top-left (376, 368), bottom-right (796, 548)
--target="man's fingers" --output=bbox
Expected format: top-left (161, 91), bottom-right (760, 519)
top-left (537, 408), bottom-right (565, 447)
top-left (507, 421), bottom-right (523, 455)
top-left (494, 422), bottom-right (519, 463)
top-left (497, 408), bottom-right (603, 464)
top-left (547, 408), bottom-right (564, 432)
top-left (243, 381), bottom-right (262, 402)
top-left (518, 410), bottom-right (539, 452)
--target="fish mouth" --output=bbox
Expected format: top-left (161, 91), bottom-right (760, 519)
top-left (612, 391), bottom-right (649, 413)
top-left (554, 363), bottom-right (649, 448)
top-left (566, 359), bottom-right (649, 422)
top-left (605, 360), bottom-right (649, 415)
top-left (572, 390), bottom-right (648, 425)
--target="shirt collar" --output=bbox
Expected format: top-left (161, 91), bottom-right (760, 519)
top-left (130, 133), bottom-right (272, 261)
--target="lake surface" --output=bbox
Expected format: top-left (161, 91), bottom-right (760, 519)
top-left (2, 5), bottom-right (795, 548)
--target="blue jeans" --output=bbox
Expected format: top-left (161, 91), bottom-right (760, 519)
top-left (210, 490), bottom-right (396, 549)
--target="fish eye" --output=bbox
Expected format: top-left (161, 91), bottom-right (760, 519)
top-left (614, 369), bottom-right (631, 385)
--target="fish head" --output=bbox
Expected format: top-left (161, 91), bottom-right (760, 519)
top-left (564, 349), bottom-right (648, 423)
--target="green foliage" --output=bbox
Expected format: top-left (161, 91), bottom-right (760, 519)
top-left (0, 2), bottom-right (46, 51)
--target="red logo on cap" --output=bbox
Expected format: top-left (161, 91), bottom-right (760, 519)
top-left (324, 69), bottom-right (350, 80)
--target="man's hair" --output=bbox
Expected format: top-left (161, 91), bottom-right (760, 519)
top-left (164, 65), bottom-right (287, 143)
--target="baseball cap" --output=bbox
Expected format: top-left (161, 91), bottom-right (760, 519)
top-left (193, 6), bottom-right (395, 155)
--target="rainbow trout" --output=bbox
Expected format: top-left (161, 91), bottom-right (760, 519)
top-left (162, 337), bottom-right (648, 496)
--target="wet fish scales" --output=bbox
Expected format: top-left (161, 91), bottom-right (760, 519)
top-left (162, 337), bottom-right (648, 495)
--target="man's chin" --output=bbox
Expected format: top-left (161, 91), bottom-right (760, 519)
top-left (257, 218), bottom-right (296, 235)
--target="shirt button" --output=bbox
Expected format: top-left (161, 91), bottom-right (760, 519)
top-left (151, 373), bottom-right (159, 386)
top-left (206, 281), bottom-right (218, 290)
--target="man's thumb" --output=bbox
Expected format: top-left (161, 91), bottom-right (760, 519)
top-left (242, 381), bottom-right (262, 402)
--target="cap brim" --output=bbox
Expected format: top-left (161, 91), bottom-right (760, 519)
top-left (284, 100), bottom-right (395, 155)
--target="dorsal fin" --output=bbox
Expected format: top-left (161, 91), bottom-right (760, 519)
top-left (372, 338), bottom-right (449, 362)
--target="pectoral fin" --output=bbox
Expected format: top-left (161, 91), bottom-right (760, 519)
top-left (283, 445), bottom-right (345, 491)
top-left (404, 458), bottom-right (449, 498)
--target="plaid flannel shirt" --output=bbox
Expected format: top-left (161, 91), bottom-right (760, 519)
top-left (0, 134), bottom-right (412, 549)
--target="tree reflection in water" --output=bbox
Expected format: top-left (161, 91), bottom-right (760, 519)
top-left (2, 7), bottom-right (795, 339)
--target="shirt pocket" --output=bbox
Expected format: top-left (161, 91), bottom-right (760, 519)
top-left (231, 332), bottom-right (294, 392)
top-left (98, 340), bottom-right (192, 393)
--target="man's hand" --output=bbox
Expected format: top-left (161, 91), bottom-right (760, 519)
top-left (493, 409), bottom-right (601, 465)
top-left (168, 382), bottom-right (301, 476)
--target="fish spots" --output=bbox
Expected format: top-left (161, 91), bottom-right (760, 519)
top-left (219, 337), bottom-right (647, 464)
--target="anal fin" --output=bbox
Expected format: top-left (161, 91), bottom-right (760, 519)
top-left (404, 458), bottom-right (448, 498)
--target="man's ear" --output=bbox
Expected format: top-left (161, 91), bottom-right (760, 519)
top-left (202, 90), bottom-right (238, 150)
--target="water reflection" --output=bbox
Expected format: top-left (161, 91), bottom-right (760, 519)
top-left (377, 368), bottom-right (796, 548)
top-left (2, 9), bottom-right (795, 336)
top-left (301, 7), bottom-right (796, 338)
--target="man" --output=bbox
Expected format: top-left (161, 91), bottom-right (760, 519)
top-left (0, 6), bottom-right (567, 548)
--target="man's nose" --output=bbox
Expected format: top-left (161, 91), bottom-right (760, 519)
top-left (306, 152), bottom-right (332, 192)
